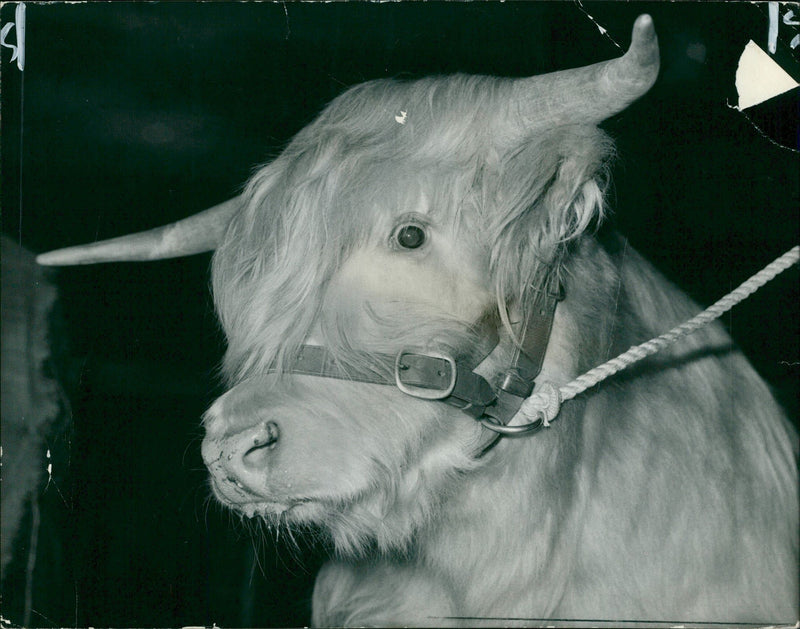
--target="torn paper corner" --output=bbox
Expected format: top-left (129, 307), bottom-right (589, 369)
top-left (735, 40), bottom-right (799, 110)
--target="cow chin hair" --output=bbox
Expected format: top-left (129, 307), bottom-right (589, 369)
top-left (320, 429), bottom-right (483, 560)
top-left (239, 426), bottom-right (483, 562)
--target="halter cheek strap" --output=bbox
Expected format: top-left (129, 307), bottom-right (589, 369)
top-left (480, 279), bottom-right (564, 430)
top-left (473, 278), bottom-right (563, 454)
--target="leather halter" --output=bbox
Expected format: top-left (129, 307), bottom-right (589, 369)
top-left (272, 278), bottom-right (564, 456)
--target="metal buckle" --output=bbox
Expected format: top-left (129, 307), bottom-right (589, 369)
top-left (497, 369), bottom-right (535, 398)
top-left (394, 350), bottom-right (457, 400)
top-left (550, 280), bottom-right (565, 302)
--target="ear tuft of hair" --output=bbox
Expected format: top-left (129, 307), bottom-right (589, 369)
top-left (487, 125), bottom-right (614, 328)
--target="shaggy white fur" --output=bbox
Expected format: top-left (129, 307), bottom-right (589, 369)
top-left (202, 66), bottom-right (797, 626)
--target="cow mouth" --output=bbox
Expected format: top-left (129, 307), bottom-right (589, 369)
top-left (209, 476), bottom-right (325, 519)
top-left (237, 498), bottom-right (318, 520)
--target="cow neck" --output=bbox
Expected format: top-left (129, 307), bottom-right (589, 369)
top-left (272, 276), bottom-right (564, 457)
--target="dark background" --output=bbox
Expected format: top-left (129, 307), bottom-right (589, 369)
top-left (1, 2), bottom-right (797, 627)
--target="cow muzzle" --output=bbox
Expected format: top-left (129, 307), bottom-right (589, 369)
top-left (201, 418), bottom-right (282, 504)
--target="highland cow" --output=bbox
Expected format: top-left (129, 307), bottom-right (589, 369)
top-left (38, 16), bottom-right (797, 627)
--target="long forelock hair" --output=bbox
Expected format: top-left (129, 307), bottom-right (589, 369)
top-left (212, 74), bottom-right (614, 385)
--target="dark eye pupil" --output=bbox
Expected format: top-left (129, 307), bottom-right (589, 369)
top-left (396, 225), bottom-right (425, 249)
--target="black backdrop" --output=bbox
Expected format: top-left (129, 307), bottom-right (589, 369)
top-left (1, 2), bottom-right (798, 627)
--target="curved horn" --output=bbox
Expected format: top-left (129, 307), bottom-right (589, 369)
top-left (36, 196), bottom-right (241, 266)
top-left (511, 14), bottom-right (659, 129)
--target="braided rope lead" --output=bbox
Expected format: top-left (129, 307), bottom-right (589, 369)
top-left (515, 246), bottom-right (800, 429)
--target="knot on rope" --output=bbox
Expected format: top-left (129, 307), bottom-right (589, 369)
top-left (518, 381), bottom-right (562, 427)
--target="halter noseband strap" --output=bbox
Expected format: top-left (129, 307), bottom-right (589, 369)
top-left (273, 277), bottom-right (564, 455)
top-left (281, 344), bottom-right (498, 417)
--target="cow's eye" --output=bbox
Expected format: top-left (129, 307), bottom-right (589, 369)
top-left (392, 222), bottom-right (427, 250)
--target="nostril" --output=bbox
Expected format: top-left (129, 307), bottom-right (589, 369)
top-left (242, 420), bottom-right (280, 470)
top-left (253, 420), bottom-right (280, 449)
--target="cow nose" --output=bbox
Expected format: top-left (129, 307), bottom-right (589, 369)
top-left (241, 420), bottom-right (281, 470)
top-left (203, 420), bottom-right (282, 500)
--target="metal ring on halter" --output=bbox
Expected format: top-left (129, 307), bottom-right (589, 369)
top-left (479, 414), bottom-right (546, 436)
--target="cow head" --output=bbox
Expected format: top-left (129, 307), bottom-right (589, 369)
top-left (37, 16), bottom-right (659, 555)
